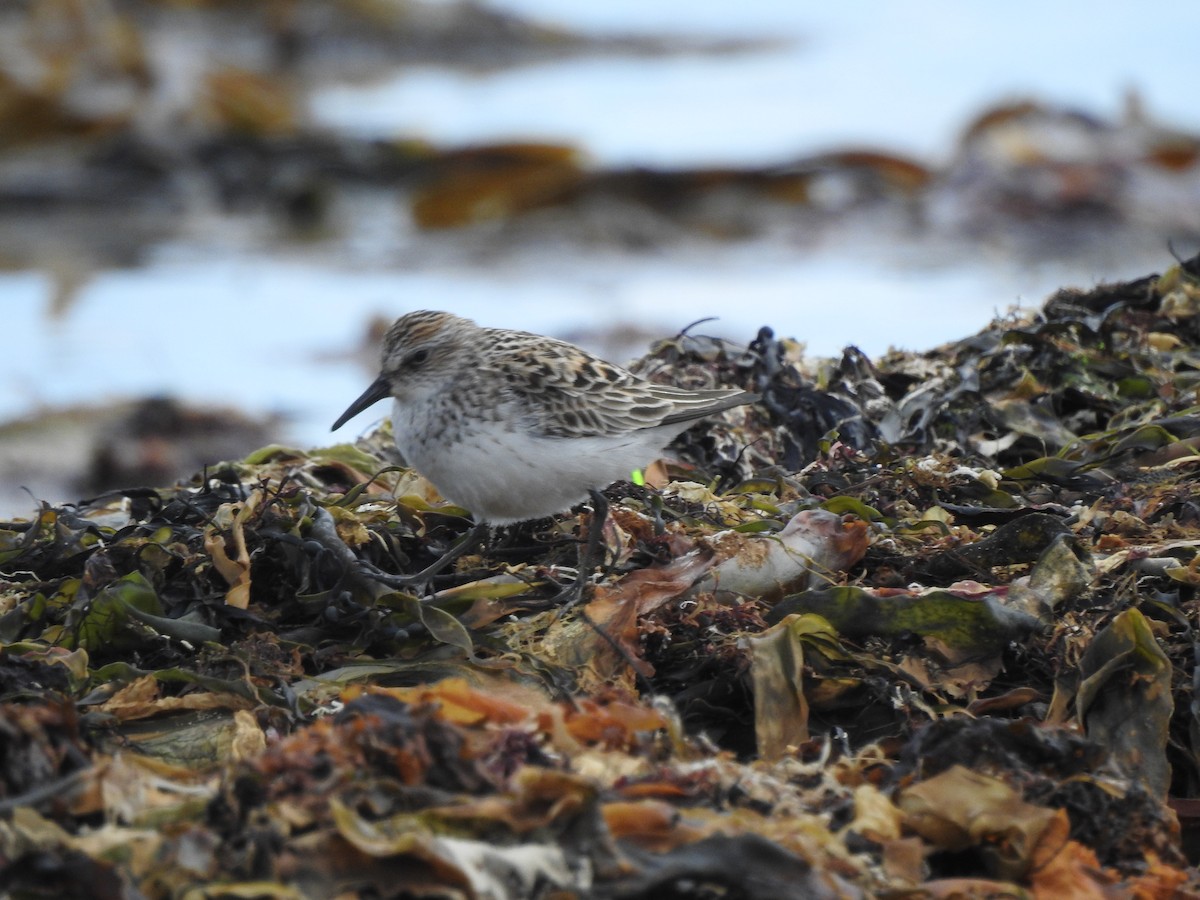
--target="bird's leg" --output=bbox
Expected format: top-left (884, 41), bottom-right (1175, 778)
top-left (357, 520), bottom-right (489, 591)
top-left (557, 488), bottom-right (609, 612)
top-left (582, 487), bottom-right (610, 577)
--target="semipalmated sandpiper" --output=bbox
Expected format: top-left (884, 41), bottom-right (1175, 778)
top-left (332, 310), bottom-right (757, 525)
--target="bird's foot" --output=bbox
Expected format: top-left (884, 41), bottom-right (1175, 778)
top-left (354, 521), bottom-right (489, 593)
top-left (551, 488), bottom-right (609, 617)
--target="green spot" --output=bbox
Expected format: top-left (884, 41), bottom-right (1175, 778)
top-left (631, 468), bottom-right (645, 486)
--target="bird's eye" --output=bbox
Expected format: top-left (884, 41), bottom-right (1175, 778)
top-left (405, 348), bottom-right (431, 368)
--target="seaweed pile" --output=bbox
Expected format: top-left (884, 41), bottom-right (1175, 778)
top-left (3, 255), bottom-right (1200, 896)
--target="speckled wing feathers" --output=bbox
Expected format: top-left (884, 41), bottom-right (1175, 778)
top-left (481, 331), bottom-right (754, 439)
top-left (655, 386), bottom-right (761, 426)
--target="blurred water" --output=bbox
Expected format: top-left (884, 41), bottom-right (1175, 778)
top-left (316, 0), bottom-right (1200, 165)
top-left (0, 246), bottom-right (1145, 452)
top-left (3, 0), bottom-right (1199, 457)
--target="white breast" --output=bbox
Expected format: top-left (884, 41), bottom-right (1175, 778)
top-left (392, 400), bottom-right (685, 524)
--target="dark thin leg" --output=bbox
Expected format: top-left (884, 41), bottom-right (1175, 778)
top-left (552, 493), bottom-right (655, 695)
top-left (357, 521), bottom-right (489, 591)
top-left (557, 488), bottom-right (608, 612)
top-left (582, 487), bottom-right (609, 574)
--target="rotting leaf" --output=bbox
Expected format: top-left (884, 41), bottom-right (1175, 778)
top-left (394, 594), bottom-right (513, 670)
top-left (363, 677), bottom-right (541, 727)
top-left (1111, 423), bottom-right (1178, 455)
top-left (203, 491), bottom-right (262, 609)
top-left (601, 799), bottom-right (701, 851)
top-left (178, 880), bottom-right (303, 899)
top-left (1076, 608), bottom-right (1173, 797)
top-left (923, 511), bottom-right (1070, 578)
top-left (289, 661), bottom-right (461, 701)
top-left (992, 399), bottom-right (1079, 450)
top-left (538, 588), bottom-right (655, 694)
top-left (88, 662), bottom-right (283, 710)
top-left (898, 765), bottom-right (1062, 882)
top-left (119, 604), bottom-right (221, 646)
top-left (327, 463), bottom-right (410, 507)
top-left (330, 794), bottom-right (576, 894)
top-left (610, 832), bottom-right (855, 900)
top-left (107, 709), bottom-right (255, 769)
top-left (3, 644), bottom-right (90, 692)
top-left (240, 444), bottom-right (309, 466)
top-left (767, 585), bottom-right (1039, 656)
top-left (747, 613), bottom-right (841, 760)
top-left (694, 510), bottom-right (869, 602)
top-left (434, 575), bottom-right (539, 605)
top-left (1002, 457), bottom-right (1108, 489)
top-left (1006, 533), bottom-right (1093, 618)
top-left (819, 496), bottom-right (886, 522)
top-left (74, 572), bottom-right (163, 652)
top-left (96, 674), bottom-right (254, 723)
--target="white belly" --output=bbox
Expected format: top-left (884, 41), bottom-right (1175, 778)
top-left (392, 403), bottom-right (674, 524)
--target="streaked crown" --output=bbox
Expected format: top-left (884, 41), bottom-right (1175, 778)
top-left (378, 311), bottom-right (478, 394)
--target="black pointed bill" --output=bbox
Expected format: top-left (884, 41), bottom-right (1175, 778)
top-left (331, 375), bottom-right (392, 430)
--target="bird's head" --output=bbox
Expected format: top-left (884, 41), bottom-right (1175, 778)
top-left (331, 310), bottom-right (475, 430)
